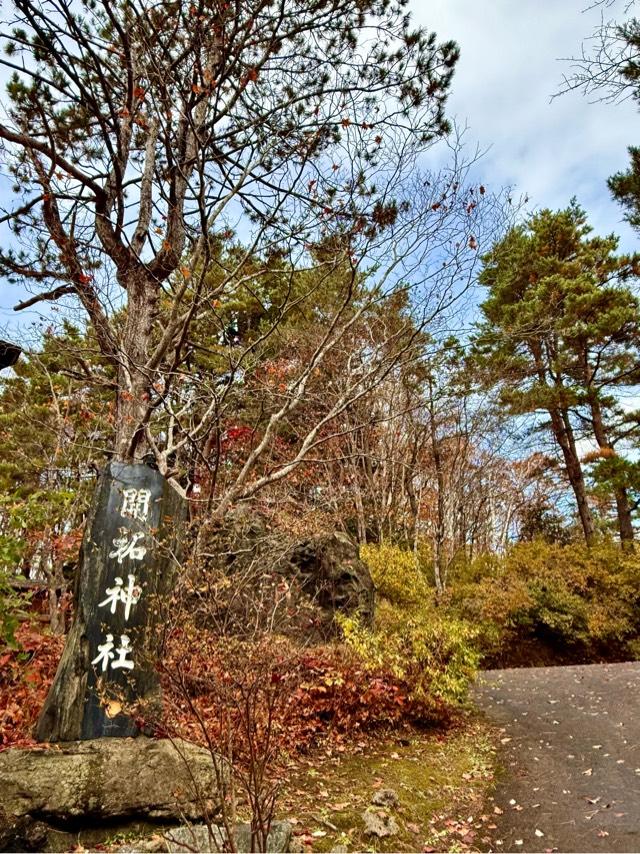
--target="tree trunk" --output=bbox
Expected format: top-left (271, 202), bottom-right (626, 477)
top-left (531, 346), bottom-right (595, 544)
top-left (48, 578), bottom-right (66, 636)
top-left (431, 434), bottom-right (447, 593)
top-left (114, 276), bottom-right (158, 462)
top-left (548, 406), bottom-right (596, 544)
top-left (36, 461), bottom-right (186, 742)
top-left (615, 487), bottom-right (635, 549)
top-left (353, 473), bottom-right (367, 545)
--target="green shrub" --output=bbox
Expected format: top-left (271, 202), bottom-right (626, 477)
top-left (359, 538), bottom-right (640, 680)
top-left (448, 539), bottom-right (640, 659)
top-left (338, 598), bottom-right (480, 715)
top-left (0, 538), bottom-right (30, 648)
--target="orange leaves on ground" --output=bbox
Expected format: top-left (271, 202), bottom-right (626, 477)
top-left (0, 623), bottom-right (64, 749)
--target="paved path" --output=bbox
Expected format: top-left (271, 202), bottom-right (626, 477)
top-left (473, 662), bottom-right (640, 853)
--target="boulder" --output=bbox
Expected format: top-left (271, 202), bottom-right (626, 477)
top-left (286, 532), bottom-right (375, 629)
top-left (0, 737), bottom-right (225, 825)
top-left (194, 511), bottom-right (375, 641)
top-left (164, 820), bottom-right (293, 853)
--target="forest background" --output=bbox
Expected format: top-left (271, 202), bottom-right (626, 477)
top-left (1, 0), bottom-right (640, 847)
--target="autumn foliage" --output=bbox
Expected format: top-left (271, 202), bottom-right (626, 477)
top-left (0, 623), bottom-right (64, 749)
top-left (158, 629), bottom-right (452, 759)
top-left (0, 617), bottom-right (452, 754)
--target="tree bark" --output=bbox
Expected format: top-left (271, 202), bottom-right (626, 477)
top-left (530, 345), bottom-right (595, 545)
top-left (114, 274), bottom-right (159, 462)
top-left (548, 406), bottom-right (596, 545)
top-left (427, 382), bottom-right (446, 593)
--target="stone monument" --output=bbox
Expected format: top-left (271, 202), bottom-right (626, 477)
top-left (36, 461), bottom-right (186, 741)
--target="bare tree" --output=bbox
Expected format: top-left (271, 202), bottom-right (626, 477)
top-left (0, 0), bottom-right (459, 471)
top-left (557, 0), bottom-right (640, 103)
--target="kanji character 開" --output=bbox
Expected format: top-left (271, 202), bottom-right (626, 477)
top-left (120, 488), bottom-right (151, 522)
top-left (112, 634), bottom-right (135, 670)
top-left (98, 574), bottom-right (142, 621)
top-left (91, 633), bottom-right (115, 672)
top-left (109, 530), bottom-right (147, 564)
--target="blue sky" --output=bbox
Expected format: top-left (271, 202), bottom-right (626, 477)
top-left (1, 1), bottom-right (638, 342)
top-left (416, 0), bottom-right (639, 253)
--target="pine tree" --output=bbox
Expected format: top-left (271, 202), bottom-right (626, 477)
top-left (0, 325), bottom-right (113, 630)
top-left (473, 203), bottom-right (640, 546)
top-left (0, 0), bottom-right (458, 467)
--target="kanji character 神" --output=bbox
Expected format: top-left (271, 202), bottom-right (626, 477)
top-left (98, 574), bottom-right (142, 621)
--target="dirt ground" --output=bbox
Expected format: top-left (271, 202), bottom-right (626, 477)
top-left (474, 661), bottom-right (640, 853)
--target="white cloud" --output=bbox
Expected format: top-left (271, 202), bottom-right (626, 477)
top-left (414, 0), bottom-right (640, 249)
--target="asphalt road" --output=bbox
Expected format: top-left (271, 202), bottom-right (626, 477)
top-left (473, 662), bottom-right (640, 853)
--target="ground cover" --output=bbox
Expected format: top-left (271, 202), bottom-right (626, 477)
top-left (275, 715), bottom-right (498, 853)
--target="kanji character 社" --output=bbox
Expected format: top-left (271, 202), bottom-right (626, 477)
top-left (91, 633), bottom-right (115, 672)
top-left (112, 634), bottom-right (135, 670)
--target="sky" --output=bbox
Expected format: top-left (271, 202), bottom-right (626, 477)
top-left (414, 0), bottom-right (639, 252)
top-left (411, 0), bottom-right (640, 460)
top-left (1, 1), bottom-right (639, 339)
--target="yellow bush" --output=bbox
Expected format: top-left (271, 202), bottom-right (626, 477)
top-left (360, 542), bottom-right (430, 606)
top-left (449, 539), bottom-right (640, 656)
top-left (338, 598), bottom-right (480, 712)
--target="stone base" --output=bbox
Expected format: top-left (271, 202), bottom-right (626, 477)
top-left (0, 737), bottom-right (226, 851)
top-left (164, 821), bottom-right (293, 853)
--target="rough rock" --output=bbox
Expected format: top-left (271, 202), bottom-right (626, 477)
top-left (286, 532), bottom-right (375, 629)
top-left (0, 737), bottom-right (225, 825)
top-left (116, 835), bottom-right (167, 853)
top-left (363, 807), bottom-right (399, 838)
top-left (164, 820), bottom-right (293, 853)
top-left (371, 788), bottom-right (399, 807)
top-left (195, 510), bottom-right (375, 640)
top-left (164, 825), bottom-right (224, 853)
top-left (0, 811), bottom-right (49, 853)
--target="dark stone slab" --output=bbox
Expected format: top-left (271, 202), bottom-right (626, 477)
top-left (0, 340), bottom-right (21, 370)
top-left (36, 462), bottom-right (186, 742)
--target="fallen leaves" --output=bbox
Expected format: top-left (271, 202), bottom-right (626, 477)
top-left (0, 623), bottom-right (64, 748)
